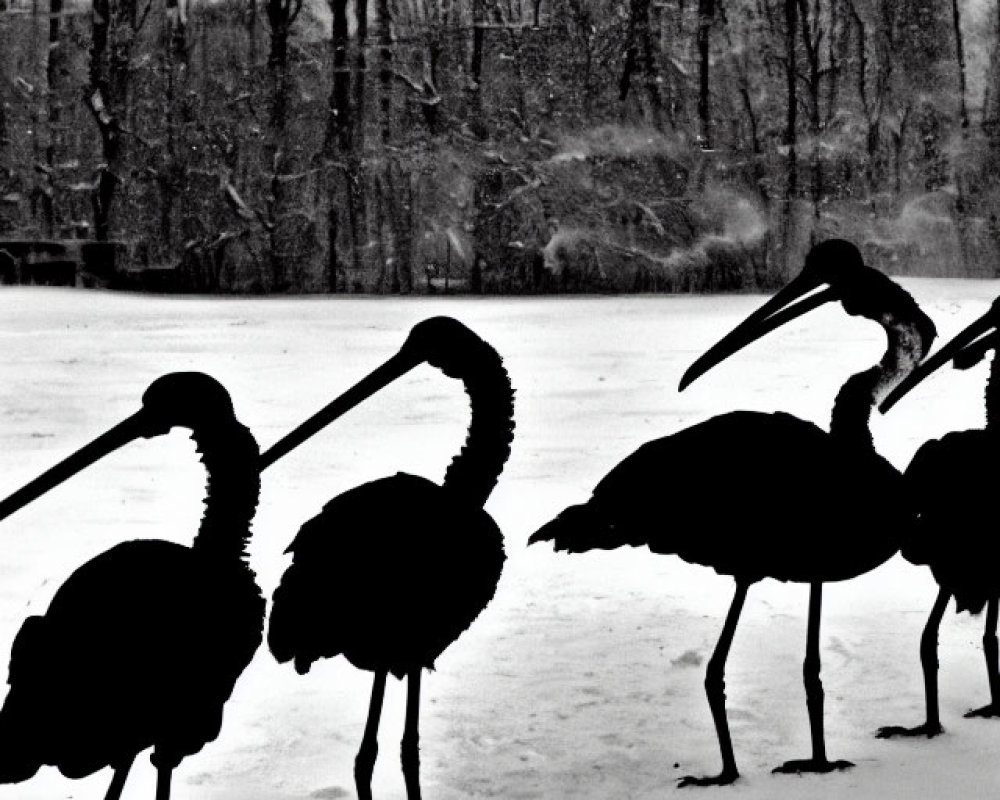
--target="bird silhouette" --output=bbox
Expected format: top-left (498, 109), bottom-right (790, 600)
top-left (261, 317), bottom-right (515, 800)
top-left (530, 239), bottom-right (936, 786)
top-left (0, 372), bottom-right (263, 800)
top-left (876, 297), bottom-right (1000, 738)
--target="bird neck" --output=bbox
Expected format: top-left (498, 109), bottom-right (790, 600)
top-left (829, 368), bottom-right (878, 450)
top-left (830, 312), bottom-right (926, 449)
top-left (988, 354), bottom-right (1000, 429)
top-left (441, 344), bottom-right (515, 508)
top-left (190, 421), bottom-right (261, 567)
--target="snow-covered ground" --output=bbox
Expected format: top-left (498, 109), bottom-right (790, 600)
top-left (0, 282), bottom-right (998, 800)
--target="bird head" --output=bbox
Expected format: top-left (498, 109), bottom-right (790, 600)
top-left (880, 297), bottom-right (1000, 413)
top-left (140, 371), bottom-right (237, 435)
top-left (259, 317), bottom-right (486, 468)
top-left (0, 372), bottom-right (237, 523)
top-left (399, 316), bottom-right (490, 379)
top-left (679, 238), bottom-right (933, 390)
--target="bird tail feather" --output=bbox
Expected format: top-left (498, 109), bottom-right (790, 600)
top-left (529, 502), bottom-right (623, 553)
top-left (0, 704), bottom-right (42, 784)
top-left (0, 617), bottom-right (47, 784)
top-left (268, 565), bottom-right (343, 675)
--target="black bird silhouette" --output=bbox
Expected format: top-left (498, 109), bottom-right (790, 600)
top-left (530, 239), bottom-right (936, 786)
top-left (0, 372), bottom-right (263, 800)
top-left (876, 297), bottom-right (1000, 738)
top-left (262, 317), bottom-right (515, 800)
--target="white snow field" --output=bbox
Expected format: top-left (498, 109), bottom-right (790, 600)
top-left (0, 282), bottom-right (999, 800)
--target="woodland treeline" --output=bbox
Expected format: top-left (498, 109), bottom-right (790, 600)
top-left (1, 0), bottom-right (1000, 292)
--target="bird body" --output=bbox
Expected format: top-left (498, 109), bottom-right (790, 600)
top-left (260, 317), bottom-right (515, 800)
top-left (876, 299), bottom-right (1000, 737)
top-left (900, 429), bottom-right (999, 614)
top-left (533, 409), bottom-right (903, 584)
top-left (0, 540), bottom-right (262, 781)
top-left (268, 471), bottom-right (504, 679)
top-left (531, 239), bottom-right (936, 786)
top-left (0, 373), bottom-right (264, 800)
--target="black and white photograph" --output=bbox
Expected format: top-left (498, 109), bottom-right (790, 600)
top-left (2, 0), bottom-right (1000, 797)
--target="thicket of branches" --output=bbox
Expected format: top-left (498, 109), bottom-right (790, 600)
top-left (1, 0), bottom-right (1000, 292)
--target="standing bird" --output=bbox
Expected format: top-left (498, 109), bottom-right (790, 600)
top-left (0, 372), bottom-right (264, 800)
top-left (261, 317), bottom-right (515, 800)
top-left (876, 297), bottom-right (1000, 738)
top-left (530, 239), bottom-right (936, 785)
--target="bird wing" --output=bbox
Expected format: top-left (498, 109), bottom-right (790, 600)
top-left (901, 429), bottom-right (997, 613)
top-left (0, 539), bottom-right (263, 778)
top-left (535, 411), bottom-right (905, 583)
top-left (271, 472), bottom-right (505, 677)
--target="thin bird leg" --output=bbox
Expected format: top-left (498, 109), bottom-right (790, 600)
top-left (155, 763), bottom-right (173, 800)
top-left (774, 582), bottom-right (854, 775)
top-left (103, 753), bottom-right (136, 800)
top-left (965, 597), bottom-right (1000, 718)
top-left (356, 669), bottom-right (388, 800)
top-left (678, 580), bottom-right (749, 788)
top-left (401, 669), bottom-right (423, 800)
top-left (877, 586), bottom-right (950, 738)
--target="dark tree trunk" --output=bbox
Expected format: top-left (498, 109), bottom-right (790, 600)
top-left (350, 0), bottom-right (368, 279)
top-left (798, 0), bottom-right (822, 220)
top-left (29, 0), bottom-right (42, 230)
top-left (781, 0), bottom-right (798, 270)
top-left (697, 0), bottom-right (714, 148)
top-left (86, 0), bottom-right (135, 241)
top-left (892, 106), bottom-right (909, 196)
top-left (324, 0), bottom-right (350, 293)
top-left (379, 163), bottom-right (412, 293)
top-left (423, 37), bottom-right (442, 134)
top-left (165, 0), bottom-right (187, 62)
top-left (158, 0), bottom-right (188, 258)
top-left (825, 0), bottom-right (841, 126)
top-left (268, 25), bottom-right (288, 128)
top-left (377, 0), bottom-right (392, 144)
top-left (327, 201), bottom-right (338, 291)
top-left (43, 0), bottom-right (63, 237)
top-left (984, 0), bottom-right (1000, 150)
top-left (325, 0), bottom-right (350, 154)
top-left (784, 0), bottom-right (797, 197)
top-left (619, 0), bottom-right (641, 101)
top-left (346, 168), bottom-right (365, 279)
top-left (951, 0), bottom-right (968, 129)
top-left (471, 0), bottom-right (485, 86)
top-left (987, 3), bottom-right (1000, 264)
top-left (161, 26), bottom-right (175, 251)
top-left (248, 0), bottom-right (258, 69)
top-left (619, 0), bottom-right (663, 127)
top-left (355, 0), bottom-right (368, 127)
top-left (83, 0), bottom-right (147, 241)
top-left (264, 0), bottom-right (302, 290)
top-left (847, 0), bottom-right (891, 201)
top-left (719, 2), bottom-right (765, 205)
top-left (503, 26), bottom-right (529, 135)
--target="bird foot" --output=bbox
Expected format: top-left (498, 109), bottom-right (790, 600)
top-left (772, 758), bottom-right (854, 776)
top-left (677, 768), bottom-right (739, 788)
top-left (876, 722), bottom-right (944, 739)
top-left (964, 703), bottom-right (1000, 719)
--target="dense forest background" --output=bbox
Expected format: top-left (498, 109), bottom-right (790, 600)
top-left (1, 0), bottom-right (999, 292)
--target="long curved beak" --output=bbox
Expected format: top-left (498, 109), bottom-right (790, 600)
top-left (679, 274), bottom-right (838, 391)
top-left (0, 409), bottom-right (153, 523)
top-left (879, 311), bottom-right (996, 413)
top-left (259, 350), bottom-right (420, 469)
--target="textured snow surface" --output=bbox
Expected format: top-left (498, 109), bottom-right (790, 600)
top-left (0, 283), bottom-right (998, 799)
